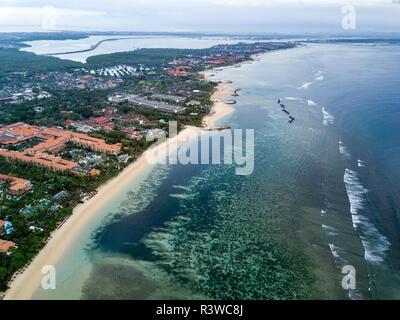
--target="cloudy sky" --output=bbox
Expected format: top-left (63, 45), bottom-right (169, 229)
top-left (0, 0), bottom-right (399, 34)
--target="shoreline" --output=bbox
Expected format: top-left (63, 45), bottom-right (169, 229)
top-left (2, 62), bottom-right (244, 300)
top-left (202, 81), bottom-right (236, 130)
top-left (3, 126), bottom-right (201, 300)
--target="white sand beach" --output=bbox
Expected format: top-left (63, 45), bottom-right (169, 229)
top-left (3, 71), bottom-right (238, 300)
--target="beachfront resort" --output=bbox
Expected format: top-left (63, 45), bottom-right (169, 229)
top-left (0, 39), bottom-right (296, 296)
top-left (0, 122), bottom-right (122, 174)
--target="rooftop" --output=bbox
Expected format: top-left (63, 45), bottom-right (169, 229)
top-left (0, 239), bottom-right (15, 252)
top-left (0, 123), bottom-right (122, 174)
top-left (0, 173), bottom-right (32, 195)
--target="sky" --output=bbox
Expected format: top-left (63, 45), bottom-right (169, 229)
top-left (0, 0), bottom-right (399, 34)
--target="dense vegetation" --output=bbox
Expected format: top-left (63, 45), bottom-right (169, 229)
top-left (1, 87), bottom-right (111, 126)
top-left (0, 49), bottom-right (83, 75)
top-left (87, 48), bottom-right (208, 67)
top-left (0, 135), bottom-right (157, 291)
top-left (0, 36), bottom-right (294, 295)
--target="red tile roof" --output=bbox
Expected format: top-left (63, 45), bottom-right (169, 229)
top-left (90, 117), bottom-right (112, 125)
top-left (90, 169), bottom-right (101, 176)
top-left (167, 66), bottom-right (192, 77)
top-left (0, 173), bottom-right (32, 195)
top-left (64, 120), bottom-right (75, 126)
top-left (0, 239), bottom-right (15, 252)
top-left (0, 123), bottom-right (122, 174)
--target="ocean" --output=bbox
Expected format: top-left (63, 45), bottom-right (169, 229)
top-left (34, 42), bottom-right (400, 300)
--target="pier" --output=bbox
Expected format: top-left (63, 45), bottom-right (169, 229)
top-left (225, 99), bottom-right (237, 104)
top-left (203, 126), bottom-right (231, 132)
top-left (40, 37), bottom-right (136, 56)
top-left (232, 88), bottom-right (241, 97)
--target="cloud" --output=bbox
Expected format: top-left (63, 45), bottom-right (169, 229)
top-left (0, 6), bottom-right (105, 30)
top-left (0, 1), bottom-right (399, 33)
top-left (0, 6), bottom-right (104, 22)
top-left (204, 0), bottom-right (394, 7)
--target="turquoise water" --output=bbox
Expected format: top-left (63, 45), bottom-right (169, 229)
top-left (34, 43), bottom-right (400, 300)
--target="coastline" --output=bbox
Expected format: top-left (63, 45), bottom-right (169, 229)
top-left (202, 81), bottom-right (236, 129)
top-left (2, 64), bottom-right (242, 300)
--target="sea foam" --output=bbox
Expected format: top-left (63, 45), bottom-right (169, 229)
top-left (322, 107), bottom-right (334, 126)
top-left (285, 97), bottom-right (300, 101)
top-left (339, 141), bottom-right (350, 159)
top-left (328, 243), bottom-right (341, 258)
top-left (323, 224), bottom-right (338, 236)
top-left (314, 70), bottom-right (323, 77)
top-left (298, 82), bottom-right (313, 89)
top-left (343, 169), bottom-right (390, 263)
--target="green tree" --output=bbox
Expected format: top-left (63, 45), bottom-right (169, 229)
top-left (0, 266), bottom-right (7, 281)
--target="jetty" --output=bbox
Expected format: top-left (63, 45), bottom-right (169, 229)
top-left (203, 126), bottom-right (231, 132)
top-left (232, 88), bottom-right (241, 97)
top-left (41, 37), bottom-right (136, 56)
top-left (225, 99), bottom-right (237, 104)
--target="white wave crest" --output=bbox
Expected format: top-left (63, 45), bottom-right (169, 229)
top-left (328, 243), bottom-right (340, 258)
top-left (298, 81), bottom-right (313, 89)
top-left (313, 71), bottom-right (324, 81)
top-left (343, 169), bottom-right (390, 263)
top-left (322, 107), bottom-right (334, 126)
top-left (285, 97), bottom-right (300, 101)
top-left (339, 141), bottom-right (350, 159)
top-left (323, 224), bottom-right (338, 236)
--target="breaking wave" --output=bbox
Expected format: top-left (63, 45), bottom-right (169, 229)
top-left (285, 97), bottom-right (300, 101)
top-left (322, 224), bottom-right (338, 236)
top-left (322, 107), bottom-right (334, 126)
top-left (343, 169), bottom-right (390, 263)
top-left (328, 243), bottom-right (341, 258)
top-left (298, 81), bottom-right (313, 89)
top-left (339, 141), bottom-right (350, 159)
